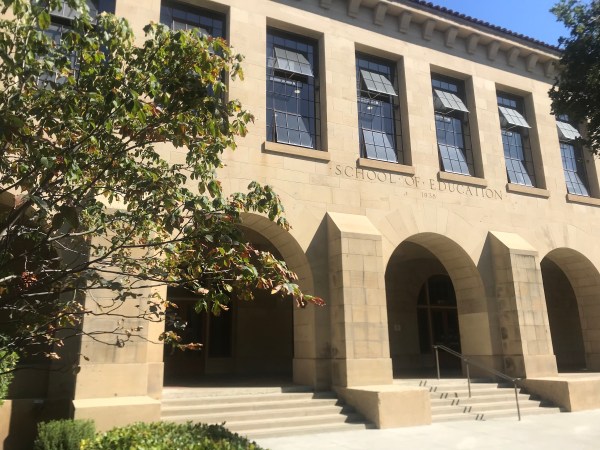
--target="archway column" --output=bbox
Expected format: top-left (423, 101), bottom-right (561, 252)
top-left (327, 212), bottom-right (393, 387)
top-left (489, 231), bottom-right (558, 378)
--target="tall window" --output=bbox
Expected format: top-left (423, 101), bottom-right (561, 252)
top-left (497, 92), bottom-right (535, 186)
top-left (432, 75), bottom-right (473, 176)
top-left (356, 54), bottom-right (401, 163)
top-left (266, 30), bottom-right (320, 149)
top-left (40, 1), bottom-right (114, 84)
top-left (557, 115), bottom-right (589, 196)
top-left (49, 0), bottom-right (115, 19)
top-left (160, 1), bottom-right (225, 38)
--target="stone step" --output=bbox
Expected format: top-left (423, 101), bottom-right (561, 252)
top-left (433, 405), bottom-right (561, 423)
top-left (431, 399), bottom-right (542, 415)
top-left (162, 391), bottom-right (336, 407)
top-left (161, 387), bottom-right (371, 438)
top-left (240, 421), bottom-right (373, 440)
top-left (419, 379), bottom-right (562, 423)
top-left (162, 385), bottom-right (313, 399)
top-left (223, 412), bottom-right (366, 432)
top-left (428, 388), bottom-right (520, 399)
top-left (162, 404), bottom-right (353, 422)
top-left (472, 406), bottom-right (563, 421)
top-left (430, 392), bottom-right (532, 405)
top-left (161, 398), bottom-right (343, 416)
top-left (426, 381), bottom-right (510, 389)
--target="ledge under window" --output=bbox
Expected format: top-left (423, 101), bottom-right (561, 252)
top-left (357, 158), bottom-right (415, 176)
top-left (437, 171), bottom-right (487, 187)
top-left (506, 183), bottom-right (550, 198)
top-left (262, 141), bottom-right (330, 162)
top-left (566, 193), bottom-right (600, 207)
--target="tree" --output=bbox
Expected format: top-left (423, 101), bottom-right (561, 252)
top-left (0, 0), bottom-right (323, 382)
top-left (550, 0), bottom-right (600, 153)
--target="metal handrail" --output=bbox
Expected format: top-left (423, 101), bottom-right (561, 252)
top-left (433, 344), bottom-right (522, 421)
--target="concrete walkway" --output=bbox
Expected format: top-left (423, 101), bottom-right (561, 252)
top-left (255, 409), bottom-right (600, 450)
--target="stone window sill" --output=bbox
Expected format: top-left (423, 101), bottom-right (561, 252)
top-left (437, 171), bottom-right (487, 187)
top-left (506, 183), bottom-right (550, 198)
top-left (357, 158), bottom-right (415, 176)
top-left (566, 193), bottom-right (600, 207)
top-left (262, 141), bottom-right (330, 162)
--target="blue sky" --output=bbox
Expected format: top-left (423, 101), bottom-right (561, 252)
top-left (428, 0), bottom-right (570, 46)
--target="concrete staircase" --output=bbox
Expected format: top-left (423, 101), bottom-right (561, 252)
top-left (161, 385), bottom-right (373, 439)
top-left (396, 379), bottom-right (562, 422)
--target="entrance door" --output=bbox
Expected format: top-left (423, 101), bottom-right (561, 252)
top-left (417, 275), bottom-right (461, 373)
top-left (163, 288), bottom-right (233, 385)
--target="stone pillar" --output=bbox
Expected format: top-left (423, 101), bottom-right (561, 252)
top-left (68, 233), bottom-right (164, 431)
top-left (327, 212), bottom-right (393, 387)
top-left (489, 231), bottom-right (558, 378)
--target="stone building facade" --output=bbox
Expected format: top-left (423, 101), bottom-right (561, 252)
top-left (4, 0), bottom-right (600, 445)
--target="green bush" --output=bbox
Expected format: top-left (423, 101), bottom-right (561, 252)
top-left (34, 419), bottom-right (96, 450)
top-left (82, 422), bottom-right (265, 450)
top-left (0, 351), bottom-right (18, 405)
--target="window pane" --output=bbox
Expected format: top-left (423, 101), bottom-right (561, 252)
top-left (498, 105), bottom-right (531, 128)
top-left (432, 76), bottom-right (473, 176)
top-left (560, 142), bottom-right (589, 196)
top-left (556, 120), bottom-right (581, 141)
top-left (274, 47), bottom-right (314, 77)
top-left (267, 30), bottom-right (319, 149)
top-left (356, 54), bottom-right (401, 163)
top-left (274, 111), bottom-right (313, 148)
top-left (438, 144), bottom-right (470, 175)
top-left (160, 1), bottom-right (225, 38)
top-left (433, 89), bottom-right (468, 113)
top-left (360, 69), bottom-right (397, 96)
top-left (503, 130), bottom-right (534, 186)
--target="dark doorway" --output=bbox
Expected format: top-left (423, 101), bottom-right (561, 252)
top-left (541, 258), bottom-right (586, 372)
top-left (417, 275), bottom-right (461, 373)
top-left (163, 232), bottom-right (294, 386)
top-left (163, 288), bottom-right (235, 384)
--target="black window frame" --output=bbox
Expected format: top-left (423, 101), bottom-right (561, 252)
top-left (431, 74), bottom-right (474, 176)
top-left (160, 0), bottom-right (225, 38)
top-left (266, 29), bottom-right (321, 150)
top-left (497, 92), bottom-right (537, 187)
top-left (355, 53), bottom-right (402, 164)
top-left (557, 115), bottom-right (590, 197)
top-left (39, 1), bottom-right (113, 85)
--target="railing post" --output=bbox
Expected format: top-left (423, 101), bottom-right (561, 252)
top-left (434, 346), bottom-right (441, 380)
top-left (465, 360), bottom-right (471, 398)
top-left (514, 382), bottom-right (521, 421)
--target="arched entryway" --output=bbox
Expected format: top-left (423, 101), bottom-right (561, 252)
top-left (163, 214), bottom-right (315, 385)
top-left (385, 233), bottom-right (494, 377)
top-left (542, 248), bottom-right (600, 372)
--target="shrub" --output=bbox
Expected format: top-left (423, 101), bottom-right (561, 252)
top-left (34, 419), bottom-right (96, 450)
top-left (0, 351), bottom-right (18, 405)
top-left (82, 422), bottom-right (265, 450)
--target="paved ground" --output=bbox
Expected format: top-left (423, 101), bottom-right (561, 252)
top-left (255, 409), bottom-right (600, 450)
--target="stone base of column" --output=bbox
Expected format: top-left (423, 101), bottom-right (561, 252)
top-left (523, 375), bottom-right (600, 411)
top-left (293, 358), bottom-right (331, 390)
top-left (332, 358), bottom-right (393, 387)
top-left (73, 396), bottom-right (161, 432)
top-left (335, 385), bottom-right (431, 428)
top-left (503, 354), bottom-right (558, 378)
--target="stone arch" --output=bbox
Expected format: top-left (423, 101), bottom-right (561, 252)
top-left (240, 212), bottom-right (314, 295)
top-left (385, 232), bottom-right (495, 376)
top-left (239, 212), bottom-right (320, 385)
top-left (162, 212), bottom-right (316, 384)
top-left (542, 248), bottom-right (600, 371)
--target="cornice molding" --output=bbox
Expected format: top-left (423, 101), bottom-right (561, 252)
top-left (288, 0), bottom-right (560, 79)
